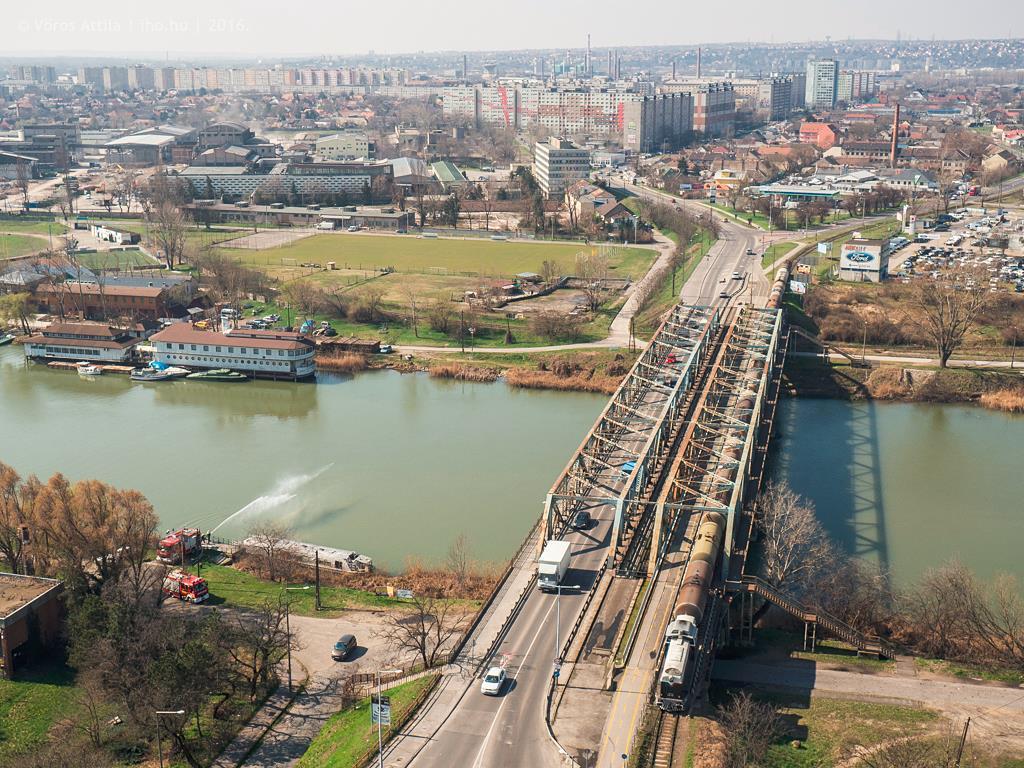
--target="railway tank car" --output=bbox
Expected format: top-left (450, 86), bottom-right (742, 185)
top-left (765, 264), bottom-right (791, 309)
top-left (657, 511), bottom-right (725, 710)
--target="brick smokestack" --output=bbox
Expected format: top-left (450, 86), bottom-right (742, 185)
top-left (890, 103), bottom-right (900, 168)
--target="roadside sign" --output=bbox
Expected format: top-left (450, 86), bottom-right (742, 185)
top-left (817, 242), bottom-right (830, 254)
top-left (371, 694), bottom-right (391, 726)
top-left (396, 589), bottom-right (414, 599)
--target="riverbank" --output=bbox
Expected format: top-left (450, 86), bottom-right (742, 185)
top-left (364, 347), bottom-right (637, 395)
top-left (783, 355), bottom-right (1024, 411)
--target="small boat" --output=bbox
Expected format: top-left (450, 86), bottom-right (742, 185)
top-left (0, 334), bottom-right (14, 346)
top-left (76, 361), bottom-right (102, 376)
top-left (186, 368), bottom-right (248, 382)
top-left (130, 363), bottom-right (190, 382)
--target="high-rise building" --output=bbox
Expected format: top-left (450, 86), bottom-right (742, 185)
top-left (102, 66), bottom-right (129, 92)
top-left (622, 93), bottom-right (693, 153)
top-left (805, 59), bottom-right (839, 109)
top-left (533, 137), bottom-right (590, 199)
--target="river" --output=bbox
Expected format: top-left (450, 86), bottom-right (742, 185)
top-left (0, 347), bottom-right (605, 572)
top-left (4, 346), bottom-right (1023, 582)
top-left (774, 397), bottom-right (1024, 585)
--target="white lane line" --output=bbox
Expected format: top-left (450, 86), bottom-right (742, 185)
top-left (471, 598), bottom-right (556, 768)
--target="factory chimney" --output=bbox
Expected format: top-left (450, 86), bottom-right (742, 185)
top-left (890, 103), bottom-right (900, 168)
top-left (586, 34), bottom-right (591, 75)
top-left (463, 54), bottom-right (468, 80)
top-left (672, 60), bottom-right (676, 80)
top-left (696, 47), bottom-right (702, 78)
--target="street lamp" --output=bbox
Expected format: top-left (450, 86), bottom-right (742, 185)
top-left (154, 709), bottom-right (185, 768)
top-left (283, 585), bottom-right (311, 692)
top-left (376, 668), bottom-right (403, 768)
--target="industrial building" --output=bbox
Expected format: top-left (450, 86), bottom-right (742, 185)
top-left (0, 573), bottom-right (64, 679)
top-left (839, 238), bottom-right (890, 282)
top-left (315, 131), bottom-right (374, 160)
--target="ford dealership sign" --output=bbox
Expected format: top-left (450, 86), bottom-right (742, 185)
top-left (845, 250), bottom-right (875, 263)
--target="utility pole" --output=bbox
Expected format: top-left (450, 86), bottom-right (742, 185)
top-left (955, 717), bottom-right (970, 767)
top-left (315, 549), bottom-right (322, 611)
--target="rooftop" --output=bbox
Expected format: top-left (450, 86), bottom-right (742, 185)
top-left (151, 324), bottom-right (314, 351)
top-left (0, 573), bottom-right (62, 621)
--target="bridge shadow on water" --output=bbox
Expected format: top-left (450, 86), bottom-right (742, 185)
top-left (774, 398), bottom-right (891, 577)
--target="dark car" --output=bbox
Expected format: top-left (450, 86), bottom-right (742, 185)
top-left (571, 510), bottom-right (591, 530)
top-left (332, 634), bottom-right (358, 661)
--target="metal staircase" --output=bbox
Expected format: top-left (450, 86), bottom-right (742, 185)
top-left (736, 575), bottom-right (895, 660)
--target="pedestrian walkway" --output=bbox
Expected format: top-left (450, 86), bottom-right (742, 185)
top-left (211, 684), bottom-right (294, 768)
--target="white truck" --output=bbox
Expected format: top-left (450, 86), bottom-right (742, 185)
top-left (537, 540), bottom-right (572, 591)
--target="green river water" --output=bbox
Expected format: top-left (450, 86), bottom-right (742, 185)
top-left (2, 345), bottom-right (1022, 581)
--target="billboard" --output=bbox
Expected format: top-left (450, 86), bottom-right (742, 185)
top-left (839, 242), bottom-right (883, 272)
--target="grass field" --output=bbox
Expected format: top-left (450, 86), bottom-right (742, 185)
top-left (297, 675), bottom-right (437, 768)
top-left (183, 563), bottom-right (407, 617)
top-left (0, 663), bottom-right (76, 762)
top-left (0, 219), bottom-right (68, 236)
top-left (75, 249), bottom-right (161, 270)
top-left (220, 233), bottom-right (655, 280)
top-left (634, 235), bottom-right (714, 336)
top-left (0, 233), bottom-right (45, 260)
top-left (711, 684), bottom-right (938, 768)
top-left (762, 241), bottom-right (798, 270)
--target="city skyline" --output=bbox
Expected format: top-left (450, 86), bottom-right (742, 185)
top-left (4, 0), bottom-right (1023, 58)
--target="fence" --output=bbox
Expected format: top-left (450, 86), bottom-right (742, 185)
top-left (351, 673), bottom-right (442, 768)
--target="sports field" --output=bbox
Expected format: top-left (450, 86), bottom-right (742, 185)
top-left (220, 233), bottom-right (655, 280)
top-left (75, 249), bottom-right (161, 270)
top-left (0, 234), bottom-right (45, 260)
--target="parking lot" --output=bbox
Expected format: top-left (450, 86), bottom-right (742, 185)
top-left (887, 208), bottom-right (1024, 293)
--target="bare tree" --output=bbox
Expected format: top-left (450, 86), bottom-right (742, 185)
top-left (905, 272), bottom-right (988, 368)
top-left (280, 281), bottom-right (324, 319)
top-left (402, 284), bottom-right (421, 337)
top-left (15, 159), bottom-right (31, 211)
top-left (220, 597), bottom-right (294, 702)
top-left (148, 201), bottom-right (190, 269)
top-left (756, 482), bottom-right (834, 604)
top-left (718, 691), bottom-right (781, 768)
top-left (446, 533), bottom-right (472, 591)
top-left (351, 283), bottom-right (388, 324)
top-left (245, 523), bottom-right (294, 583)
top-left (383, 595), bottom-right (467, 669)
top-left (112, 169), bottom-right (135, 214)
top-left (427, 295), bottom-right (455, 334)
top-left (0, 462), bottom-right (40, 573)
top-left (575, 251), bottom-right (610, 312)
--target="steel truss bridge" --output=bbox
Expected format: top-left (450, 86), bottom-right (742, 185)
top-left (541, 304), bottom-right (720, 566)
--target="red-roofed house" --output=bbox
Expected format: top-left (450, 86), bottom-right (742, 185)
top-left (799, 122), bottom-right (839, 150)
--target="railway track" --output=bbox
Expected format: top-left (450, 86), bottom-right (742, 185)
top-left (652, 713), bottom-right (689, 768)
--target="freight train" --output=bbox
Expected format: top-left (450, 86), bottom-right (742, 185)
top-left (657, 307), bottom-right (777, 711)
top-left (765, 264), bottom-right (791, 310)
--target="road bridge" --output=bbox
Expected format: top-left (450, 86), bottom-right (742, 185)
top-left (399, 195), bottom-right (789, 768)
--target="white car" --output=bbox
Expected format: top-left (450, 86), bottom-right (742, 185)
top-left (480, 666), bottom-right (506, 696)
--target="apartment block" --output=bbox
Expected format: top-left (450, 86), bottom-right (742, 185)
top-left (533, 137), bottom-right (590, 199)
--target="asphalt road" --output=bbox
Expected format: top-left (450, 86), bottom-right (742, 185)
top-left (408, 192), bottom-right (772, 768)
top-left (409, 510), bottom-right (612, 768)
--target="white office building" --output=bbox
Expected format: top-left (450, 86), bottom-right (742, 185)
top-left (805, 59), bottom-right (839, 109)
top-left (533, 137), bottom-right (590, 199)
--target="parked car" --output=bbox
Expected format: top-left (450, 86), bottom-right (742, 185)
top-left (571, 510), bottom-right (592, 530)
top-left (379, 344), bottom-right (393, 354)
top-left (480, 666), bottom-right (507, 696)
top-left (331, 634), bottom-right (358, 661)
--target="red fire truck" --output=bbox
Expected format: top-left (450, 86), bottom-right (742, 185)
top-left (156, 527), bottom-right (203, 564)
top-left (162, 570), bottom-right (210, 603)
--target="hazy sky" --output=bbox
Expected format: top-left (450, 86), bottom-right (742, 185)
top-left (5, 0), bottom-right (1023, 57)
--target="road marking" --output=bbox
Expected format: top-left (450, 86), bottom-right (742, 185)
top-left (471, 598), bottom-right (556, 768)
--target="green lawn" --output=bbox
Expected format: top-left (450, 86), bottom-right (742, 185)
top-left (298, 676), bottom-right (437, 768)
top-left (711, 684), bottom-right (938, 768)
top-left (220, 233), bottom-right (655, 280)
top-left (914, 657), bottom-right (1024, 686)
top-left (0, 219), bottom-right (67, 236)
top-left (708, 202), bottom-right (772, 230)
top-left (0, 663), bottom-right (77, 762)
top-left (0, 233), bottom-right (45, 259)
top-left (187, 563), bottom-right (407, 616)
top-left (75, 249), bottom-right (160, 270)
top-left (762, 241), bottom-right (798, 270)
